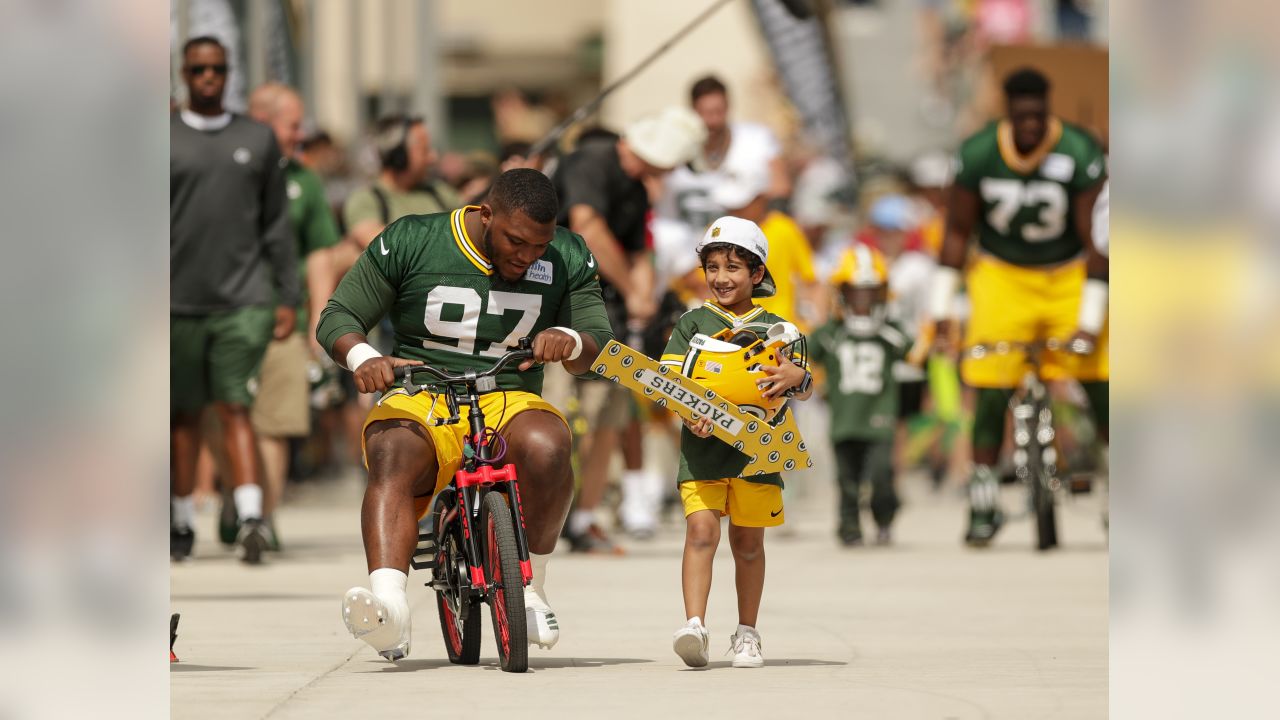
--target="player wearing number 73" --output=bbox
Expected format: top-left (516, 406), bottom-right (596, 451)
top-left (316, 169), bottom-right (613, 660)
top-left (929, 67), bottom-right (1109, 546)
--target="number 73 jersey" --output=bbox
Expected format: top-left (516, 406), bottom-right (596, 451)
top-left (955, 119), bottom-right (1105, 266)
top-left (317, 207), bottom-right (613, 395)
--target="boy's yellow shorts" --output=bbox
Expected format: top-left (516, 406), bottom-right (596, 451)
top-left (680, 479), bottom-right (785, 527)
top-left (362, 388), bottom-right (566, 521)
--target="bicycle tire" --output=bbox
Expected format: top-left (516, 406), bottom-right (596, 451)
top-left (1029, 438), bottom-right (1058, 551)
top-left (482, 490), bottom-right (528, 673)
top-left (435, 522), bottom-right (481, 664)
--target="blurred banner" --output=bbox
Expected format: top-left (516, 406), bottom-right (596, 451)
top-left (750, 0), bottom-right (852, 173)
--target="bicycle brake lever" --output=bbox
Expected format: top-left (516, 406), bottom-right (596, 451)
top-left (402, 376), bottom-right (421, 396)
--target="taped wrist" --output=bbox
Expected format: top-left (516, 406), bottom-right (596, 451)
top-left (1078, 279), bottom-right (1108, 334)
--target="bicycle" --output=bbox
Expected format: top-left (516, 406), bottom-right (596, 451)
top-left (393, 338), bottom-right (536, 673)
top-left (964, 339), bottom-right (1105, 551)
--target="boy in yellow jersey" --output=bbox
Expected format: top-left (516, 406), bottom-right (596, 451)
top-left (661, 217), bottom-right (813, 668)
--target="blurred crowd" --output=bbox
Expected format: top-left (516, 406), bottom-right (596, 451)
top-left (171, 26), bottom-right (1102, 562)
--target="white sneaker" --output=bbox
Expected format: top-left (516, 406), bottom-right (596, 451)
top-left (673, 618), bottom-right (710, 668)
top-left (342, 587), bottom-right (410, 661)
top-left (729, 625), bottom-right (763, 668)
top-left (524, 587), bottom-right (560, 649)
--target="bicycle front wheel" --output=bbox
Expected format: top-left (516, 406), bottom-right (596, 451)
top-left (482, 490), bottom-right (528, 672)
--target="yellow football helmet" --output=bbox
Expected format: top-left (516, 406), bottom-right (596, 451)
top-left (830, 244), bottom-right (888, 335)
top-left (681, 322), bottom-right (807, 421)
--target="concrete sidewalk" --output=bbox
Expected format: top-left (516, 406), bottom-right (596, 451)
top-left (171, 472), bottom-right (1107, 719)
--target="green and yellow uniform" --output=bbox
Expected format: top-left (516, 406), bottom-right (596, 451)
top-left (317, 207), bottom-right (613, 511)
top-left (955, 118), bottom-right (1108, 386)
top-left (807, 320), bottom-right (910, 443)
top-left (808, 319), bottom-right (909, 539)
top-left (660, 302), bottom-right (807, 527)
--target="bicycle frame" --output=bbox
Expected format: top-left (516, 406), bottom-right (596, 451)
top-left (398, 342), bottom-right (535, 590)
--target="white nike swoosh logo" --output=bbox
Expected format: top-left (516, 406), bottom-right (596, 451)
top-left (587, 255), bottom-right (596, 268)
top-left (379, 237), bottom-right (389, 255)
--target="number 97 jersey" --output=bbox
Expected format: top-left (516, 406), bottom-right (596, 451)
top-left (318, 207), bottom-right (613, 396)
top-left (955, 118), bottom-right (1105, 266)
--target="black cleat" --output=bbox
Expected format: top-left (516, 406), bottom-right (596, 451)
top-left (238, 518), bottom-right (269, 565)
top-left (171, 527), bottom-right (195, 561)
top-left (840, 533), bottom-right (864, 548)
top-left (964, 509), bottom-right (1004, 547)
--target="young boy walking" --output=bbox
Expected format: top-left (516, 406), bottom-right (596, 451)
top-left (660, 216), bottom-right (813, 668)
top-left (808, 244), bottom-right (911, 546)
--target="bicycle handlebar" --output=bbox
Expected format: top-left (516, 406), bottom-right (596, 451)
top-left (393, 339), bottom-right (535, 387)
top-left (963, 339), bottom-right (1071, 359)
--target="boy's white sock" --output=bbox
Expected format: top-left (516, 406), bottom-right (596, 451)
top-left (233, 483), bottom-right (263, 520)
top-left (172, 495), bottom-right (196, 531)
top-left (687, 616), bottom-right (704, 628)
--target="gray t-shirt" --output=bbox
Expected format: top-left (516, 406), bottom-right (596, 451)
top-left (170, 111), bottom-right (298, 314)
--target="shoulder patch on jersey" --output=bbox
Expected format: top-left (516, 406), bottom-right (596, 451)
top-left (524, 259), bottom-right (554, 285)
top-left (1042, 153), bottom-right (1075, 182)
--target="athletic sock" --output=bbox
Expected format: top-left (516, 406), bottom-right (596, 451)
top-left (568, 508), bottom-right (596, 537)
top-left (172, 495), bottom-right (196, 532)
top-left (370, 567), bottom-right (408, 605)
top-left (529, 552), bottom-right (550, 603)
top-left (233, 484), bottom-right (264, 521)
top-left (968, 464), bottom-right (999, 512)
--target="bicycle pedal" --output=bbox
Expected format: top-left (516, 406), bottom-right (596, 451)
top-left (409, 532), bottom-right (438, 571)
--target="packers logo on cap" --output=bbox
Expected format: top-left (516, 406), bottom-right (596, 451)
top-left (711, 226), bottom-right (721, 237)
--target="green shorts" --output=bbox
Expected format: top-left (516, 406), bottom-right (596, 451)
top-left (171, 306), bottom-right (274, 413)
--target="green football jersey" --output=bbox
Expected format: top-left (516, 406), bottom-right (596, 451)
top-left (808, 320), bottom-right (909, 442)
top-left (317, 207), bottom-right (613, 395)
top-left (955, 119), bottom-right (1106, 266)
top-left (660, 302), bottom-right (807, 487)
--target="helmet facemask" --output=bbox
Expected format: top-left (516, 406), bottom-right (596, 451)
top-left (840, 283), bottom-right (887, 336)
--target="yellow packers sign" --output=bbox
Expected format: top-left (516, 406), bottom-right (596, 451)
top-left (591, 340), bottom-right (812, 475)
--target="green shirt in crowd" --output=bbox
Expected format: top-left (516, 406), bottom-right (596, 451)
top-left (342, 178), bottom-right (460, 231)
top-left (285, 158), bottom-right (341, 333)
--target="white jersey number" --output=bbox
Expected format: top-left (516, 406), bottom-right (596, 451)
top-left (979, 178), bottom-right (1067, 242)
top-left (423, 287), bottom-right (542, 356)
top-left (836, 341), bottom-right (885, 395)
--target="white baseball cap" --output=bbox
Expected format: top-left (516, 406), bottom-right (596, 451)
top-left (710, 161), bottom-right (770, 210)
top-left (625, 106), bottom-right (707, 171)
top-left (696, 215), bottom-right (777, 298)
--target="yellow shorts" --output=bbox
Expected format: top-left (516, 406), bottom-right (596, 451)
top-left (362, 389), bottom-right (566, 520)
top-left (963, 254), bottom-right (1110, 388)
top-left (680, 479), bottom-right (785, 528)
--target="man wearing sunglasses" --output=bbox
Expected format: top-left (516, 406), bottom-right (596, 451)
top-left (171, 36), bottom-right (298, 564)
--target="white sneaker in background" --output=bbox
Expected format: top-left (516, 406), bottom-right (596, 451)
top-left (525, 586), bottom-right (560, 649)
top-left (673, 617), bottom-right (710, 668)
top-left (341, 587), bottom-right (410, 661)
top-left (729, 625), bottom-right (763, 668)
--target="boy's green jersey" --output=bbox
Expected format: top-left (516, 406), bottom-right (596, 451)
top-left (808, 320), bottom-right (910, 442)
top-left (661, 302), bottom-right (807, 487)
top-left (317, 208), bottom-right (613, 395)
top-left (954, 119), bottom-right (1106, 266)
